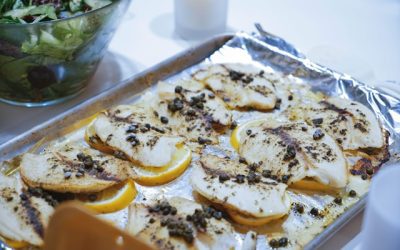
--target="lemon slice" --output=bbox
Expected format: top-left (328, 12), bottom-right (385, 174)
top-left (133, 145), bottom-right (192, 186)
top-left (230, 119), bottom-right (268, 151)
top-left (2, 238), bottom-right (28, 248)
top-left (227, 209), bottom-right (284, 226)
top-left (84, 120), bottom-right (115, 154)
top-left (82, 179), bottom-right (137, 214)
top-left (290, 179), bottom-right (336, 192)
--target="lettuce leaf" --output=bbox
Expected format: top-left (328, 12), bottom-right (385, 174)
top-left (21, 22), bottom-right (88, 61)
top-left (3, 4), bottom-right (57, 20)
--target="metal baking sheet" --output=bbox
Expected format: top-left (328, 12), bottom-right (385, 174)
top-left (1, 31), bottom-right (399, 249)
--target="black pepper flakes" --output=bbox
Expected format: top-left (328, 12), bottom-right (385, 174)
top-left (262, 169), bottom-right (272, 178)
top-left (196, 102), bottom-right (204, 109)
top-left (126, 134), bottom-right (137, 142)
top-left (293, 203), bottom-right (304, 214)
top-left (354, 122), bottom-right (367, 132)
top-left (283, 145), bottom-right (296, 161)
top-left (19, 193), bottom-right (28, 201)
top-left (77, 152), bottom-right (86, 161)
top-left (281, 175), bottom-right (290, 184)
top-left (248, 163), bottom-right (259, 171)
top-left (212, 211), bottom-right (222, 220)
top-left (313, 129), bottom-right (325, 140)
top-left (190, 208), bottom-right (208, 232)
top-left (223, 97), bottom-right (231, 102)
top-left (288, 159), bottom-right (299, 169)
top-left (218, 173), bottom-right (230, 183)
top-left (279, 237), bottom-right (288, 247)
top-left (160, 116), bottom-right (169, 124)
top-left (149, 218), bottom-right (155, 224)
top-left (151, 126), bottom-right (165, 134)
top-left (126, 134), bottom-right (140, 147)
top-left (275, 98), bottom-right (282, 109)
top-left (361, 174), bottom-right (368, 180)
top-left (228, 70), bottom-right (245, 81)
top-left (269, 239), bottom-right (279, 248)
top-left (186, 109), bottom-right (196, 116)
top-left (310, 207), bottom-right (319, 217)
top-left (171, 207), bottom-right (177, 215)
top-left (247, 171), bottom-right (261, 184)
top-left (198, 137), bottom-right (212, 145)
top-left (235, 174), bottom-right (245, 184)
top-left (126, 124), bottom-right (138, 133)
top-left (242, 75), bottom-right (253, 84)
top-left (366, 168), bottom-right (374, 175)
top-left (312, 118), bottom-right (323, 126)
top-left (270, 175), bottom-right (278, 180)
top-left (349, 190), bottom-right (357, 197)
top-left (230, 121), bottom-right (237, 129)
top-left (239, 157), bottom-right (247, 164)
top-left (334, 197), bottom-right (342, 205)
top-left (168, 98), bottom-right (184, 112)
top-left (350, 169), bottom-right (357, 175)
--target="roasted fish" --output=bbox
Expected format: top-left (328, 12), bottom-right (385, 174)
top-left (86, 104), bottom-right (184, 167)
top-left (20, 142), bottom-right (136, 193)
top-left (193, 63), bottom-right (277, 111)
top-left (191, 154), bottom-right (290, 225)
top-left (152, 80), bottom-right (232, 144)
top-left (238, 121), bottom-right (348, 189)
top-left (127, 197), bottom-right (238, 250)
top-left (288, 97), bottom-right (384, 150)
top-left (0, 174), bottom-right (54, 246)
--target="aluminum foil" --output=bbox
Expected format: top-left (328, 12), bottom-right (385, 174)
top-left (204, 31), bottom-right (400, 159)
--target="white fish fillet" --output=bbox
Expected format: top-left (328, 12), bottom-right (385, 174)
top-left (20, 142), bottom-right (136, 193)
top-left (153, 80), bottom-right (232, 144)
top-left (289, 97), bottom-right (384, 150)
top-left (191, 155), bottom-right (290, 219)
top-left (90, 104), bottom-right (184, 167)
top-left (194, 63), bottom-right (277, 110)
top-left (127, 196), bottom-right (237, 250)
top-left (239, 121), bottom-right (348, 188)
top-left (0, 174), bottom-right (53, 246)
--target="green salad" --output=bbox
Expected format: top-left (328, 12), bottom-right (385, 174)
top-left (0, 0), bottom-right (122, 105)
top-left (0, 0), bottom-right (112, 24)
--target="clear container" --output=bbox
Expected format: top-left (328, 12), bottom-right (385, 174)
top-left (174, 0), bottom-right (228, 39)
top-left (0, 0), bottom-right (130, 107)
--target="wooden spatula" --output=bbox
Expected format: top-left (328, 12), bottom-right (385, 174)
top-left (44, 202), bottom-right (153, 250)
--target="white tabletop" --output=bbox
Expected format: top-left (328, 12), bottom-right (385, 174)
top-left (1, 0), bottom-right (399, 248)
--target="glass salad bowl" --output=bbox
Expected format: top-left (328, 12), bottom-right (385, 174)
top-left (0, 0), bottom-right (131, 107)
